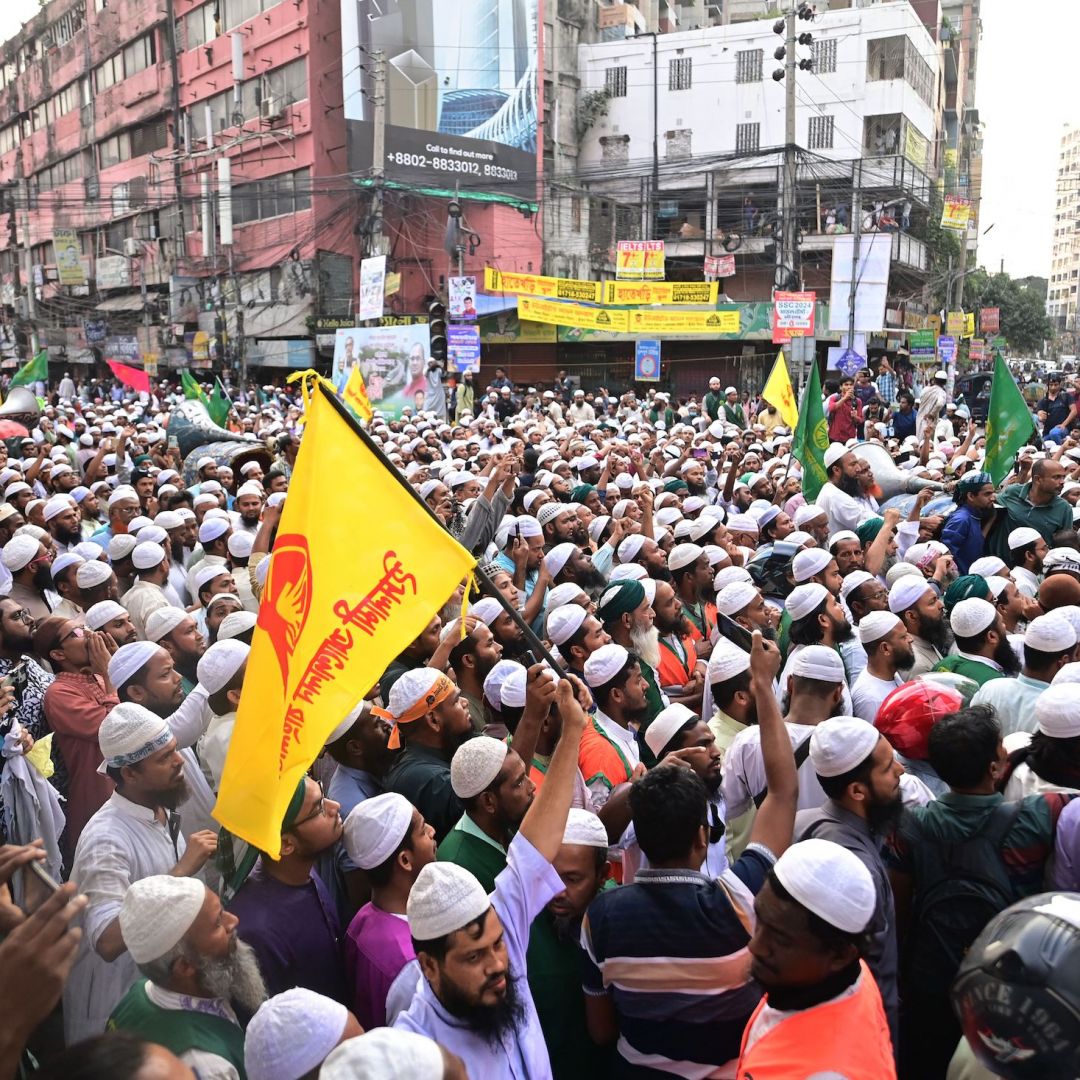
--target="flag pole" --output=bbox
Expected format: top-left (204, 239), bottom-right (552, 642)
top-left (315, 382), bottom-right (569, 678)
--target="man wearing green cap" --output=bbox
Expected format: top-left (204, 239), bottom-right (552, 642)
top-left (941, 471), bottom-right (996, 575)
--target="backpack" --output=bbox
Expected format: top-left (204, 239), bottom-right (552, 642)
top-left (903, 801), bottom-right (1022, 988)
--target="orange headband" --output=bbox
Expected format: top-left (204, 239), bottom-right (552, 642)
top-left (375, 673), bottom-right (456, 750)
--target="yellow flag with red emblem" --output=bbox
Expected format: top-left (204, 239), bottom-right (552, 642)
top-left (762, 351), bottom-right (799, 430)
top-left (343, 365), bottom-right (374, 422)
top-left (213, 377), bottom-right (475, 854)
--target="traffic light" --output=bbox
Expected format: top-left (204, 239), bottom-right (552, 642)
top-left (428, 299), bottom-right (447, 363)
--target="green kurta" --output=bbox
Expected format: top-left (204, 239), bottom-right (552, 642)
top-left (931, 654), bottom-right (1007, 688)
top-left (636, 660), bottom-right (667, 768)
top-left (436, 813), bottom-right (508, 893)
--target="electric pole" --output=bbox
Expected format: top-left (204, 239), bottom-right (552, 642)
top-left (370, 50), bottom-right (387, 258)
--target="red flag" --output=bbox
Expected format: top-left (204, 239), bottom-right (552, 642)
top-left (107, 360), bottom-right (150, 394)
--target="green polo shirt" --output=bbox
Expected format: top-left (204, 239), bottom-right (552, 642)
top-left (437, 813), bottom-right (507, 893)
top-left (931, 653), bottom-right (1006, 688)
top-left (997, 483), bottom-right (1072, 547)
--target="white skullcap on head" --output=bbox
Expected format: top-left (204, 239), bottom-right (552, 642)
top-left (612, 498), bottom-right (637, 521)
top-left (197, 456), bottom-right (215, 471)
top-left (228, 532), bottom-right (254, 559)
top-left (790, 644), bottom-right (846, 683)
top-left (196, 639), bottom-right (249, 694)
top-left (1025, 613), bottom-right (1078, 653)
top-left (51, 552), bottom-right (84, 579)
top-left (75, 559), bottom-right (113, 589)
top-left (609, 563), bottom-right (647, 582)
top-left (244, 988), bottom-right (348, 1080)
top-left (618, 534), bottom-right (647, 564)
top-left (794, 504), bottom-right (826, 526)
top-left (544, 542), bottom-right (578, 579)
top-left (888, 576), bottom-right (932, 614)
top-left (668, 542), bottom-right (704, 572)
top-left (773, 838), bottom-right (876, 933)
top-left (97, 701), bottom-right (171, 771)
top-left (1008, 526), bottom-right (1042, 550)
top-left (85, 600), bottom-right (126, 631)
top-left (536, 502), bottom-right (570, 528)
top-left (387, 667), bottom-right (445, 720)
top-left (108, 533), bottom-right (138, 560)
top-left (714, 566), bottom-right (753, 590)
top-left (970, 555), bottom-right (1008, 577)
top-left (655, 507), bottom-right (683, 527)
top-left (135, 525), bottom-right (168, 546)
top-left (499, 665), bottom-right (529, 709)
top-left (715, 581), bottom-right (759, 617)
top-left (267, 492), bottom-right (286, 508)
top-left (644, 703), bottom-right (698, 757)
top-left (562, 808), bottom-right (608, 849)
top-left (145, 607), bottom-right (192, 644)
top-left (522, 490), bottom-right (547, 512)
top-left (195, 564), bottom-right (230, 591)
top-left (950, 597), bottom-right (997, 637)
top-left (107, 640), bottom-right (161, 690)
top-left (514, 514), bottom-right (543, 539)
top-left (108, 486), bottom-right (138, 508)
top-left (155, 510), bottom-right (184, 530)
top-left (588, 516), bottom-right (611, 543)
top-left (193, 493), bottom-right (219, 510)
top-left (792, 548), bottom-right (833, 584)
top-left (320, 1029), bottom-right (444, 1080)
top-left (418, 479), bottom-right (442, 501)
top-left (584, 642), bottom-right (630, 688)
top-left (42, 495), bottom-right (73, 522)
top-left (708, 638), bottom-right (751, 684)
top-left (466, 597), bottom-right (502, 628)
top-left (119, 875), bottom-right (205, 964)
top-left (985, 576), bottom-right (1010, 600)
top-left (219, 610), bottom-right (257, 640)
top-left (1035, 684), bottom-right (1080, 737)
top-left (809, 716), bottom-right (880, 777)
top-left (483, 659), bottom-right (524, 708)
top-left (546, 603), bottom-right (588, 646)
top-left (200, 480), bottom-right (224, 494)
top-left (131, 541), bottom-right (166, 571)
top-left (407, 861), bottom-right (490, 940)
top-left (547, 582), bottom-right (586, 609)
top-left (342, 793), bottom-right (414, 869)
top-left (199, 518), bottom-right (230, 544)
top-left (786, 582), bottom-right (828, 621)
top-left (857, 610), bottom-right (901, 645)
top-left (823, 443), bottom-right (850, 469)
top-left (840, 570), bottom-right (875, 601)
top-left (1, 534), bottom-right (39, 571)
top-left (451, 735), bottom-right (509, 798)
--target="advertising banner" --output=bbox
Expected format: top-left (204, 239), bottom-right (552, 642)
top-left (104, 335), bottom-right (140, 362)
top-left (616, 240), bottom-right (665, 280)
top-left (772, 290), bottom-right (816, 344)
top-left (447, 324), bottom-right (481, 372)
top-left (358, 256), bottom-right (386, 322)
top-left (484, 267), bottom-right (714, 305)
top-left (980, 308), bottom-right (1000, 335)
top-left (946, 311), bottom-right (966, 336)
top-left (969, 339), bottom-right (987, 361)
top-left (53, 230), bottom-right (86, 287)
top-left (634, 339), bottom-right (661, 382)
top-left (910, 330), bottom-right (936, 358)
top-left (449, 276), bottom-right (478, 319)
top-left (938, 335), bottom-right (957, 365)
top-left (332, 323), bottom-right (432, 418)
top-left (479, 313), bottom-right (556, 344)
top-left (941, 195), bottom-right (971, 232)
top-left (705, 254), bottom-right (736, 278)
top-left (517, 296), bottom-right (739, 334)
top-left (342, 0), bottom-right (538, 197)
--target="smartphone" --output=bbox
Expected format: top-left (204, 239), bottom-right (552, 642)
top-left (716, 610), bottom-right (754, 653)
top-left (17, 859), bottom-right (61, 915)
top-left (2, 660), bottom-right (27, 703)
top-left (167, 435), bottom-right (180, 451)
top-left (692, 447), bottom-right (709, 460)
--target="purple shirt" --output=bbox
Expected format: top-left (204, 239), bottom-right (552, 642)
top-left (345, 903), bottom-right (415, 1029)
top-left (228, 860), bottom-right (349, 1005)
top-left (1053, 798), bottom-right (1080, 890)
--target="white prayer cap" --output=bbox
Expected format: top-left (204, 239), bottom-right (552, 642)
top-left (668, 543), bottom-right (704, 572)
top-left (1035, 684), bottom-right (1080, 738)
top-left (42, 495), bottom-right (74, 522)
top-left (536, 502), bottom-right (570, 529)
top-left (794, 504), bottom-right (827, 527)
top-left (557, 808), bottom-right (608, 854)
top-left (387, 667), bottom-right (446, 720)
top-left (201, 480), bottom-right (224, 494)
top-left (107, 640), bottom-right (161, 690)
top-left (108, 486), bottom-right (138, 508)
top-left (226, 532), bottom-right (254, 560)
top-left (119, 875), bottom-right (205, 964)
top-left (407, 860), bottom-right (490, 940)
top-left (499, 665), bottom-right (529, 709)
top-left (131, 541), bottom-right (166, 571)
top-left (792, 548), bottom-right (832, 584)
top-left (584, 642), bottom-right (630, 688)
top-left (154, 510), bottom-right (185, 531)
top-left (196, 456), bottom-right (216, 471)
top-left (73, 541), bottom-right (104, 561)
top-left (75, 559), bottom-right (113, 589)
top-left (828, 530), bottom-right (860, 550)
top-left (609, 563), bottom-right (647, 582)
top-left (451, 735), bottom-right (509, 798)
top-left (858, 610), bottom-right (901, 644)
top-left (644, 703), bottom-right (698, 757)
top-left (522, 490), bottom-right (547, 512)
top-left (786, 582), bottom-right (828, 621)
top-left (544, 542), bottom-right (578, 579)
top-left (715, 581), bottom-right (759, 617)
top-left (714, 566), bottom-right (753, 590)
top-left (98, 701), bottom-right (171, 770)
top-left (199, 518), bottom-right (230, 544)
top-left (1008, 526), bottom-right (1042, 550)
top-left (970, 555), bottom-right (1008, 577)
top-left (886, 562), bottom-right (922, 589)
top-left (1025, 613), bottom-right (1078, 653)
top-left (1052, 662), bottom-right (1080, 686)
top-left (108, 534), bottom-right (138, 560)
top-left (85, 600), bottom-right (126, 631)
top-left (810, 717), bottom-right (880, 777)
top-left (840, 570), bottom-right (875, 601)
top-left (612, 498), bottom-right (637, 521)
top-left (588, 516), bottom-right (611, 543)
top-left (320, 1029), bottom-right (444, 1080)
top-left (708, 638), bottom-right (751, 684)
top-left (547, 582), bottom-right (586, 609)
top-left (245, 988), bottom-right (348, 1080)
top-left (197, 639), bottom-right (249, 694)
top-left (342, 793), bottom-right (414, 869)
top-left (145, 607), bottom-right (192, 644)
top-left (51, 552), bottom-right (84, 579)
top-left (1, 535), bottom-right (39, 571)
top-left (950, 597), bottom-right (997, 637)
top-left (3, 481), bottom-right (30, 498)
top-left (790, 644), bottom-right (846, 683)
top-left (514, 514), bottom-right (543, 539)
top-left (546, 603), bottom-right (588, 646)
top-left (618, 534), bottom-right (647, 563)
top-left (773, 838), bottom-right (875, 933)
top-left (655, 507), bottom-right (683, 527)
top-left (461, 597), bottom-right (499, 628)
top-left (195, 564), bottom-right (230, 591)
top-left (888, 576), bottom-right (932, 614)
top-left (136, 525), bottom-right (168, 547)
top-left (418, 479), bottom-right (442, 501)
top-left (483, 659), bottom-right (524, 708)
top-left (193, 493), bottom-right (219, 510)
top-left (823, 443), bottom-right (850, 469)
top-left (218, 610), bottom-right (257, 641)
top-left (267, 492), bottom-right (286, 508)
top-left (985, 576), bottom-right (1011, 600)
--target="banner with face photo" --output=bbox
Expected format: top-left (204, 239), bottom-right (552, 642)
top-left (332, 323), bottom-right (432, 418)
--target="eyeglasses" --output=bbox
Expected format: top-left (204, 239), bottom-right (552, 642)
top-left (59, 626), bottom-right (88, 645)
top-left (7, 608), bottom-right (32, 624)
top-left (290, 786), bottom-right (328, 829)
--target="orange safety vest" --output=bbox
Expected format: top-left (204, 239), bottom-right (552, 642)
top-left (578, 717), bottom-right (634, 795)
top-left (657, 633), bottom-right (696, 688)
top-left (736, 961), bottom-right (896, 1080)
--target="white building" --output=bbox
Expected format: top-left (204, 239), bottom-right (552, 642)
top-left (1048, 124), bottom-right (1080, 333)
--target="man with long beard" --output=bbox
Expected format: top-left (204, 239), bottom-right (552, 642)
top-left (888, 576), bottom-right (950, 678)
top-left (543, 543), bottom-right (607, 593)
top-left (449, 619), bottom-right (504, 731)
top-left (145, 608), bottom-right (207, 695)
top-left (598, 579), bottom-right (665, 728)
top-left (3, 535), bottom-right (58, 623)
top-left (653, 579), bottom-right (706, 714)
top-left (109, 876), bottom-right (268, 1076)
top-left (816, 445), bottom-right (880, 534)
top-left (931, 597), bottom-right (1020, 687)
top-left (776, 583), bottom-right (855, 715)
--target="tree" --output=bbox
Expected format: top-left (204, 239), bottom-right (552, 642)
top-left (962, 269), bottom-right (1052, 354)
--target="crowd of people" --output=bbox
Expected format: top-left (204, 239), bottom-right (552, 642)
top-left (1, 362), bottom-right (1080, 1080)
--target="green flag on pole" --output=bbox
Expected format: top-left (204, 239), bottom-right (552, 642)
top-left (792, 361), bottom-right (830, 502)
top-left (180, 369), bottom-right (210, 408)
top-left (208, 378), bottom-right (231, 427)
top-left (984, 351), bottom-right (1034, 486)
top-left (9, 349), bottom-right (48, 388)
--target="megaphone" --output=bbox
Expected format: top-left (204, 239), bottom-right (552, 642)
top-left (167, 400), bottom-right (271, 488)
top-left (849, 440), bottom-right (948, 500)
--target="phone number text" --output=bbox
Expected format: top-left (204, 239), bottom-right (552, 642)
top-left (386, 153), bottom-right (518, 182)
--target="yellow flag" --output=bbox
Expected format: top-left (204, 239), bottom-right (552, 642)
top-left (214, 380), bottom-right (475, 854)
top-left (343, 365), bottom-right (374, 422)
top-left (762, 351), bottom-right (799, 429)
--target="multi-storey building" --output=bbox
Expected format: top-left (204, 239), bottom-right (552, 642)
top-left (1048, 124), bottom-right (1080, 336)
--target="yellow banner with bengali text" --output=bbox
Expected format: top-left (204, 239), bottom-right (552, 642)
top-left (485, 267), bottom-right (717, 306)
top-left (214, 381), bottom-right (475, 854)
top-left (518, 295), bottom-right (740, 335)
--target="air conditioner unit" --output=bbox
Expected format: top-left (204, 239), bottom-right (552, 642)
top-left (261, 95), bottom-right (282, 119)
top-left (123, 237), bottom-right (141, 257)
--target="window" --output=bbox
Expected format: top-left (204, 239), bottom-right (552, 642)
top-left (99, 119), bottom-right (169, 168)
top-left (669, 56), bottom-right (692, 91)
top-left (94, 33), bottom-right (155, 92)
top-left (736, 49), bottom-right (763, 84)
top-left (866, 36), bottom-right (934, 106)
top-left (190, 58), bottom-right (308, 139)
top-left (604, 66), bottom-right (627, 97)
top-left (181, 3), bottom-right (219, 50)
top-left (0, 124), bottom-right (18, 155)
top-left (34, 152), bottom-right (86, 193)
top-left (735, 122), bottom-right (760, 153)
top-left (225, 0), bottom-right (285, 31)
top-left (811, 38), bottom-right (837, 74)
top-left (808, 114), bottom-right (834, 149)
top-left (231, 167), bottom-right (311, 225)
top-left (98, 131), bottom-right (129, 168)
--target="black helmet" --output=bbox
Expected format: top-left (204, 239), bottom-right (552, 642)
top-left (951, 892), bottom-right (1080, 1079)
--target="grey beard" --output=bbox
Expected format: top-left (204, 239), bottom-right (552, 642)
top-left (630, 624), bottom-right (661, 671)
top-left (196, 939), bottom-right (268, 1014)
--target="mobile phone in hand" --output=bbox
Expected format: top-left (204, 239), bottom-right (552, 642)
top-left (716, 611), bottom-right (754, 653)
top-left (17, 860), bottom-right (61, 915)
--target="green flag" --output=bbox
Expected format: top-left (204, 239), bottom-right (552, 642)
top-left (10, 349), bottom-right (48, 388)
top-left (792, 361), bottom-right (829, 501)
top-left (181, 369), bottom-right (210, 407)
top-left (208, 377), bottom-right (231, 427)
top-left (984, 351), bottom-right (1034, 485)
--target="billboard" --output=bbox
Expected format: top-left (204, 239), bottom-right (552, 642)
top-left (332, 323), bottom-right (433, 418)
top-left (343, 0), bottom-right (538, 197)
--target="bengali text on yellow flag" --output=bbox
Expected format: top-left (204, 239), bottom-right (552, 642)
top-left (343, 365), bottom-right (374, 422)
top-left (762, 350), bottom-right (799, 429)
top-left (214, 380), bottom-right (475, 854)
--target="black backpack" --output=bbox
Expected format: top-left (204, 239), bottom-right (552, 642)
top-left (903, 801), bottom-right (1022, 988)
